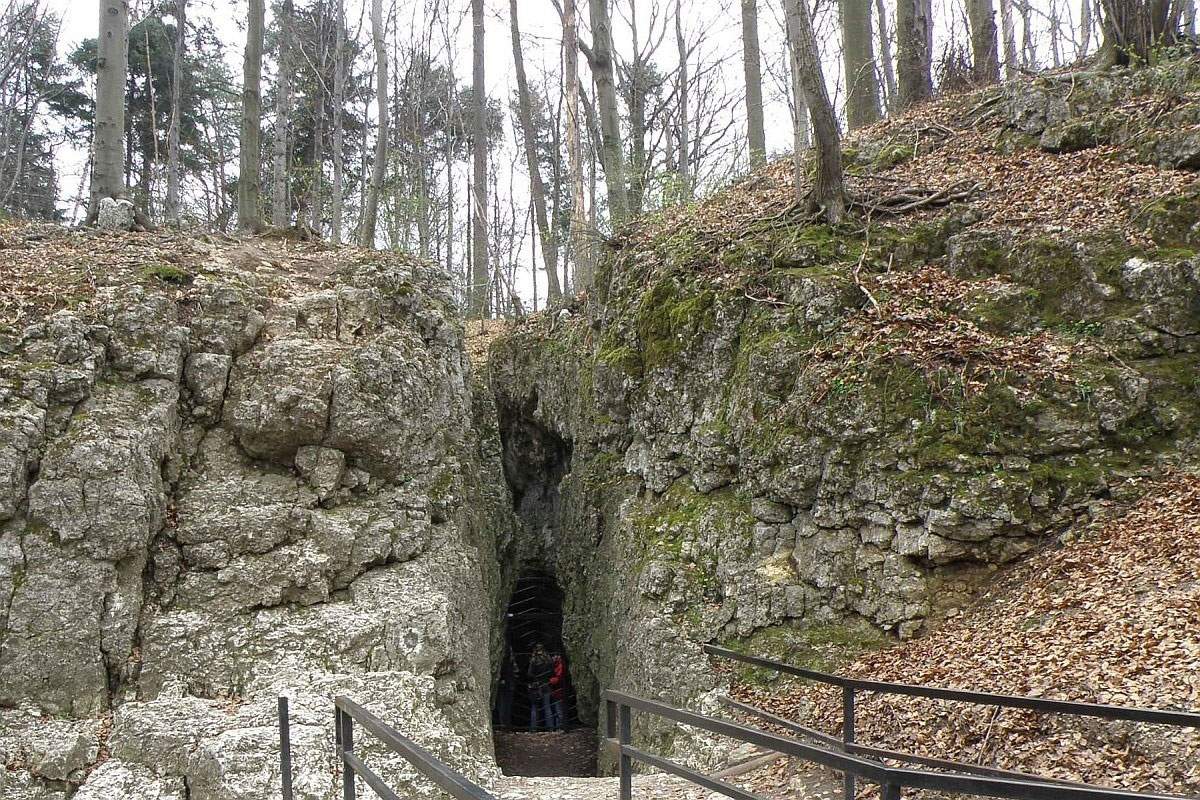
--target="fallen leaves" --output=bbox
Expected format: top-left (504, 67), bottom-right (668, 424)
top-left (730, 473), bottom-right (1200, 796)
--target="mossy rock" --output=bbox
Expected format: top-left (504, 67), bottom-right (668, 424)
top-left (872, 143), bottom-right (915, 170)
top-left (719, 620), bottom-right (890, 685)
top-left (142, 263), bottom-right (193, 285)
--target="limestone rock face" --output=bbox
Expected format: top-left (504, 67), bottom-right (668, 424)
top-left (487, 216), bottom-right (1199, 769)
top-left (0, 250), bottom-right (513, 799)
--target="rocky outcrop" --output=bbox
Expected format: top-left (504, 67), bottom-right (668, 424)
top-left (0, 242), bottom-right (514, 799)
top-left (487, 215), bottom-right (1200, 768)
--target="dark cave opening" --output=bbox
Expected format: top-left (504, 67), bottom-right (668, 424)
top-left (492, 398), bottom-right (596, 777)
top-left (491, 570), bottom-right (597, 777)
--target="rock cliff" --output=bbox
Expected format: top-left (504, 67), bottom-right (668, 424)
top-left (486, 62), bottom-right (1200, 770)
top-left (0, 233), bottom-right (514, 799)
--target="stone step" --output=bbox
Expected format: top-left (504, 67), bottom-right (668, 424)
top-left (494, 775), bottom-right (726, 800)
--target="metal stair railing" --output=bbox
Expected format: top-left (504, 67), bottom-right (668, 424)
top-left (603, 689), bottom-right (1199, 800)
top-left (699, 644), bottom-right (1200, 800)
top-left (332, 695), bottom-right (495, 800)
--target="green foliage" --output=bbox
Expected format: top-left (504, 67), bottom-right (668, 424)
top-left (141, 264), bottom-right (193, 285)
top-left (720, 621), bottom-right (889, 685)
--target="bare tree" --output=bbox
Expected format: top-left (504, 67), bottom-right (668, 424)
top-left (360, 0), bottom-right (387, 246)
top-left (674, 0), bottom-right (692, 199)
top-left (469, 0), bottom-right (488, 315)
top-left (331, 0), bottom-right (346, 243)
top-left (564, 0), bottom-right (589, 290)
top-left (968, 0), bottom-right (1001, 82)
top-left (271, 0), bottom-right (293, 227)
top-left (840, 0), bottom-right (882, 129)
top-left (874, 0), bottom-right (898, 108)
top-left (238, 0), bottom-right (266, 231)
top-left (896, 0), bottom-right (933, 108)
top-left (165, 0), bottom-right (186, 224)
top-left (586, 0), bottom-right (631, 227)
top-left (999, 0), bottom-right (1018, 78)
top-left (786, 0), bottom-right (845, 222)
top-left (88, 0), bottom-right (131, 224)
top-left (1100, 0), bottom-right (1184, 64)
top-left (741, 0), bottom-right (767, 165)
top-left (510, 0), bottom-right (562, 302)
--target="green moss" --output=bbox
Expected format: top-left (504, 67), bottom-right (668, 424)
top-left (872, 143), bottom-right (915, 170)
top-left (720, 621), bottom-right (889, 685)
top-left (634, 278), bottom-right (717, 372)
top-left (141, 264), bottom-right (193, 285)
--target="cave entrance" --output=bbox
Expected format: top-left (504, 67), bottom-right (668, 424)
top-left (492, 570), bottom-right (597, 777)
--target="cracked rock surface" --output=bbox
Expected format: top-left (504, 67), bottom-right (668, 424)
top-left (0, 244), bottom-right (514, 799)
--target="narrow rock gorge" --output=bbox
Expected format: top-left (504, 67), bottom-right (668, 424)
top-left (3, 63), bottom-right (1200, 799)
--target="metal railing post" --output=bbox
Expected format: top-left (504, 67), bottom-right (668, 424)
top-left (279, 697), bottom-right (294, 800)
top-left (339, 706), bottom-right (356, 800)
top-left (882, 782), bottom-right (901, 800)
top-left (843, 686), bottom-right (856, 800)
top-left (618, 702), bottom-right (632, 800)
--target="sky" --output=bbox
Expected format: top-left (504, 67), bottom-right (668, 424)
top-left (42, 0), bottom-right (1082, 306)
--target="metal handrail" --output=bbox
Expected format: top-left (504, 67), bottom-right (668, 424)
top-left (702, 644), bottom-right (1200, 800)
top-left (703, 645), bottom-right (1200, 728)
top-left (333, 695), bottom-right (495, 800)
top-left (603, 689), bottom-right (1198, 800)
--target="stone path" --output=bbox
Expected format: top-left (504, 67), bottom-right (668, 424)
top-left (494, 775), bottom-right (726, 800)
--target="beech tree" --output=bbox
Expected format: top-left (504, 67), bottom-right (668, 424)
top-left (563, 0), bottom-right (589, 290)
top-left (967, 0), bottom-right (1001, 83)
top-left (998, 0), bottom-right (1018, 79)
top-left (359, 0), bottom-right (387, 246)
top-left (839, 0), bottom-right (882, 130)
top-left (896, 0), bottom-right (933, 108)
top-left (238, 0), bottom-right (265, 231)
top-left (786, 0), bottom-right (845, 222)
top-left (165, 0), bottom-right (186, 224)
top-left (87, 0), bottom-right (130, 224)
top-left (1100, 0), bottom-right (1185, 64)
top-left (510, 0), bottom-right (562, 302)
top-left (740, 0), bottom-right (767, 165)
top-left (469, 0), bottom-right (488, 315)
top-left (586, 0), bottom-right (631, 228)
top-left (330, 0), bottom-right (345, 243)
top-left (271, 0), bottom-right (294, 228)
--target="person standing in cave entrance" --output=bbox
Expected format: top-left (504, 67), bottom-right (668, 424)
top-left (548, 651), bottom-right (566, 730)
top-left (496, 645), bottom-right (518, 728)
top-left (527, 642), bottom-right (554, 732)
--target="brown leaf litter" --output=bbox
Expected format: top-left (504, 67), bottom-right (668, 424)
top-left (729, 472), bottom-right (1200, 796)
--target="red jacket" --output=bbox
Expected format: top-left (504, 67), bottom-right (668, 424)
top-left (549, 656), bottom-right (566, 701)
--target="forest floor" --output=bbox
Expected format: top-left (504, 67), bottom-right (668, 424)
top-left (726, 472), bottom-right (1200, 796)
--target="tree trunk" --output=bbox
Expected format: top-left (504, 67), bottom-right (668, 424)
top-left (510, 0), bottom-right (561, 302)
top-left (1100, 0), bottom-right (1184, 64)
top-left (271, 0), bottom-right (293, 228)
top-left (88, 0), bottom-right (130, 223)
top-left (469, 0), bottom-right (489, 316)
top-left (968, 0), bottom-right (1001, 82)
top-left (839, 0), bottom-right (882, 130)
top-left (998, 0), bottom-right (1018, 78)
top-left (874, 0), bottom-right (898, 109)
top-left (165, 0), bottom-right (186, 225)
top-left (564, 0), bottom-right (589, 290)
top-left (308, 1), bottom-right (325, 233)
top-left (586, 0), bottom-right (630, 227)
top-left (1081, 0), bottom-right (1094, 53)
top-left (786, 0), bottom-right (845, 222)
top-left (674, 1), bottom-right (691, 199)
top-left (238, 0), bottom-right (265, 231)
top-left (740, 0), bottom-right (768, 165)
top-left (331, 0), bottom-right (345, 243)
top-left (896, 0), bottom-right (933, 108)
top-left (786, 11), bottom-right (811, 151)
top-left (359, 0), bottom-right (387, 246)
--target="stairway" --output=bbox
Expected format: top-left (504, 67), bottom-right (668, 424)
top-left (494, 775), bottom-right (724, 799)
